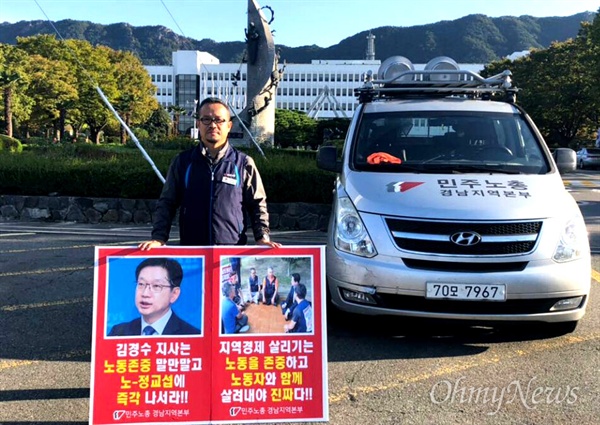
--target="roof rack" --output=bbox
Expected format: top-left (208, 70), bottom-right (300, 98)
top-left (355, 56), bottom-right (518, 104)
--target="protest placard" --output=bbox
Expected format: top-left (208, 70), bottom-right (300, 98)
top-left (90, 246), bottom-right (327, 424)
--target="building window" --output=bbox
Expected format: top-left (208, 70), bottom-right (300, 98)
top-left (168, 75), bottom-right (172, 82)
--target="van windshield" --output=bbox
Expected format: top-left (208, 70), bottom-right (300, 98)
top-left (352, 112), bottom-right (550, 174)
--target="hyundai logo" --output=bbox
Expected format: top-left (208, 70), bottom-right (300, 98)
top-left (450, 231), bottom-right (482, 246)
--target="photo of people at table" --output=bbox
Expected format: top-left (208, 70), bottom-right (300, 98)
top-left (219, 256), bottom-right (313, 335)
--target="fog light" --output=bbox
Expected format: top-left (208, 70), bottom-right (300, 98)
top-left (550, 296), bottom-right (583, 311)
top-left (341, 288), bottom-right (377, 305)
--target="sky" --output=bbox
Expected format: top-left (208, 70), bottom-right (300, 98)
top-left (1, 0), bottom-right (599, 48)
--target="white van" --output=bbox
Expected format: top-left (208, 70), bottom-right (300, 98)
top-left (317, 56), bottom-right (590, 333)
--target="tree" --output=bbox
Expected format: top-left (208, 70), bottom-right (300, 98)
top-left (17, 35), bottom-right (80, 140)
top-left (64, 41), bottom-right (119, 144)
top-left (274, 109), bottom-right (317, 148)
top-left (142, 106), bottom-right (172, 140)
top-left (110, 50), bottom-right (158, 144)
top-left (484, 12), bottom-right (600, 148)
top-left (0, 44), bottom-right (32, 137)
top-left (578, 9), bottom-right (600, 137)
top-left (23, 54), bottom-right (78, 139)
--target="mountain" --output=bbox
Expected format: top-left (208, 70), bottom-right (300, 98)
top-left (0, 12), bottom-right (595, 65)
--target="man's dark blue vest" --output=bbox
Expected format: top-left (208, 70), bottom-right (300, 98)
top-left (178, 146), bottom-right (248, 246)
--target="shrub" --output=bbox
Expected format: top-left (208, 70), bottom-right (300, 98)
top-left (0, 135), bottom-right (23, 153)
top-left (0, 143), bottom-right (335, 203)
top-left (126, 136), bottom-right (197, 151)
top-left (21, 136), bottom-right (52, 146)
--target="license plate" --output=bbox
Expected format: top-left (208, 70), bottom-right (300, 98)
top-left (426, 283), bottom-right (506, 301)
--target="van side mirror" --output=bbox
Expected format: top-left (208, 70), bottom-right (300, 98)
top-left (317, 145), bottom-right (342, 173)
top-left (553, 148), bottom-right (576, 174)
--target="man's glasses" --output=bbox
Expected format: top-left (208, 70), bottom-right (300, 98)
top-left (136, 281), bottom-right (173, 293)
top-left (199, 117), bottom-right (229, 126)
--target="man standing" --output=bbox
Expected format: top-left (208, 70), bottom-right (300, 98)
top-left (139, 97), bottom-right (281, 249)
top-left (109, 258), bottom-right (200, 336)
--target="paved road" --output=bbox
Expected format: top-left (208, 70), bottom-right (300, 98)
top-left (0, 170), bottom-right (598, 425)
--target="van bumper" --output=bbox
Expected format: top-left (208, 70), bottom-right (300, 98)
top-left (326, 248), bottom-right (590, 324)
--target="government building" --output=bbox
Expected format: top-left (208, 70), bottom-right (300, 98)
top-left (146, 47), bottom-right (485, 133)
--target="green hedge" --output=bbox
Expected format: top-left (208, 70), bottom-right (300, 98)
top-left (0, 143), bottom-right (336, 203)
top-left (0, 135), bottom-right (23, 153)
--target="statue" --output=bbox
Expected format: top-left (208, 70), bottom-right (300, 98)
top-left (231, 0), bottom-right (281, 147)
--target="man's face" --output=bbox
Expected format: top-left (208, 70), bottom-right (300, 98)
top-left (135, 265), bottom-right (180, 324)
top-left (267, 268), bottom-right (274, 278)
top-left (197, 102), bottom-right (232, 150)
top-left (250, 269), bottom-right (256, 278)
top-left (230, 273), bottom-right (238, 285)
top-left (226, 285), bottom-right (235, 299)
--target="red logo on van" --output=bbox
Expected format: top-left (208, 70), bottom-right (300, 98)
top-left (388, 182), bottom-right (424, 193)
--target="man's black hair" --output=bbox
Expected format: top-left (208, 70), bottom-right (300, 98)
top-left (295, 283), bottom-right (307, 299)
top-left (222, 281), bottom-right (234, 297)
top-left (135, 258), bottom-right (184, 287)
top-left (291, 273), bottom-right (301, 283)
top-left (197, 97), bottom-right (230, 115)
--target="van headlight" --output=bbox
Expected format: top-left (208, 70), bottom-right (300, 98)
top-left (334, 196), bottom-right (377, 257)
top-left (552, 216), bottom-right (589, 262)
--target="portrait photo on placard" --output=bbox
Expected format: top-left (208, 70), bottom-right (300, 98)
top-left (105, 256), bottom-right (204, 337)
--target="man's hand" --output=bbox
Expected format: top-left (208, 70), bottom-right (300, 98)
top-left (138, 240), bottom-right (165, 251)
top-left (258, 237), bottom-right (282, 248)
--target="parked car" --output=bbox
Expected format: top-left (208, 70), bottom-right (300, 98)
top-left (317, 56), bottom-right (590, 334)
top-left (576, 147), bottom-right (600, 169)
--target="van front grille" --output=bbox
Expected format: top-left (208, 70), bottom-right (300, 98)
top-left (385, 218), bottom-right (542, 256)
